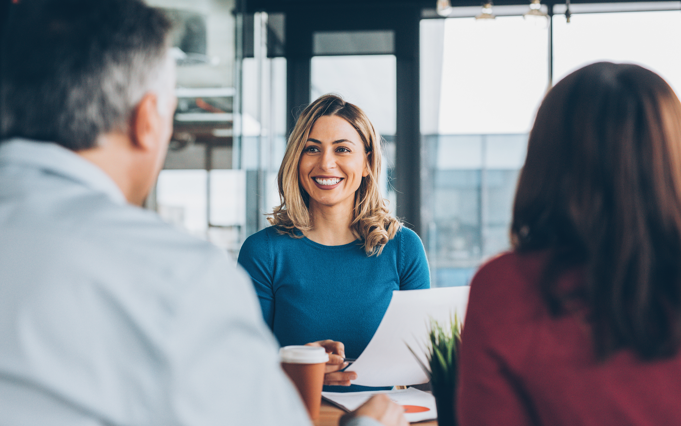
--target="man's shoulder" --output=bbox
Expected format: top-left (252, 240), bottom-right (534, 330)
top-left (11, 188), bottom-right (230, 289)
top-left (93, 201), bottom-right (229, 276)
top-left (66, 192), bottom-right (214, 253)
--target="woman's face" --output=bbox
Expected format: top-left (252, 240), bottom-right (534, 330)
top-left (298, 115), bottom-right (369, 213)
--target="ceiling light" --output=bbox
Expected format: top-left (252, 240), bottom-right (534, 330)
top-left (523, 0), bottom-right (548, 27)
top-left (475, 2), bottom-right (496, 20)
top-left (436, 0), bottom-right (453, 17)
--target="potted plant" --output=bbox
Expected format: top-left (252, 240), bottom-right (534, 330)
top-left (409, 315), bottom-right (462, 426)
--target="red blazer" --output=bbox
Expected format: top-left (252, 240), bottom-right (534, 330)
top-left (458, 251), bottom-right (681, 426)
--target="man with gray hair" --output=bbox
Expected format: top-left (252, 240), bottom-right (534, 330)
top-left (0, 1), bottom-right (406, 425)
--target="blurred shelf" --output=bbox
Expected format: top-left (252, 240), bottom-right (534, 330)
top-left (175, 112), bottom-right (234, 122)
top-left (175, 87), bottom-right (236, 98)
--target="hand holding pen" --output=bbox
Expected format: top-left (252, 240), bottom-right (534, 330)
top-left (305, 340), bottom-right (358, 386)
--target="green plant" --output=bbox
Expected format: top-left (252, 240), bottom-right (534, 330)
top-left (408, 315), bottom-right (462, 426)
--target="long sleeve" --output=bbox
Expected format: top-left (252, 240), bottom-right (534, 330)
top-left (398, 227), bottom-right (431, 290)
top-left (237, 229), bottom-right (276, 329)
top-left (168, 250), bottom-right (311, 426)
top-left (0, 219), bottom-right (312, 425)
top-left (457, 256), bottom-right (537, 426)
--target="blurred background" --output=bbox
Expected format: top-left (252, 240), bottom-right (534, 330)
top-left (10, 0), bottom-right (678, 287)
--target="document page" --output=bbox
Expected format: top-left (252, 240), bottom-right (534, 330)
top-left (322, 388), bottom-right (437, 423)
top-left (346, 287), bottom-right (470, 387)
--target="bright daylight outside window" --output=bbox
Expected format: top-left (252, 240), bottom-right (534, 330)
top-left (422, 2), bottom-right (681, 288)
top-left (553, 8), bottom-right (681, 93)
top-left (421, 13), bottom-right (548, 287)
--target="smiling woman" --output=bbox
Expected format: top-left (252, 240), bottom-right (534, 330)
top-left (237, 94), bottom-right (431, 392)
top-left (298, 115), bottom-right (370, 243)
top-left (270, 94), bottom-right (400, 256)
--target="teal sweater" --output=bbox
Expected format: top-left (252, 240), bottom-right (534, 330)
top-left (237, 226), bottom-right (430, 392)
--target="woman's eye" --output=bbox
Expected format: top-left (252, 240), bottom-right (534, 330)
top-left (303, 146), bottom-right (319, 153)
top-left (336, 147), bottom-right (351, 153)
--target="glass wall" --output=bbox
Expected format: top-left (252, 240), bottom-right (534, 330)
top-left (240, 49), bottom-right (287, 237)
top-left (421, 12), bottom-right (548, 287)
top-left (144, 0), bottom-right (243, 255)
top-left (144, 5), bottom-right (286, 258)
top-left (422, 2), bottom-right (681, 287)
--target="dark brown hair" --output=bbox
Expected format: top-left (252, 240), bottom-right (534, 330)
top-left (512, 62), bottom-right (681, 360)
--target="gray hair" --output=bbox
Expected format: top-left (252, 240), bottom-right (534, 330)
top-left (0, 0), bottom-right (174, 150)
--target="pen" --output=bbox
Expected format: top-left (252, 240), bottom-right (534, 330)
top-left (342, 357), bottom-right (357, 364)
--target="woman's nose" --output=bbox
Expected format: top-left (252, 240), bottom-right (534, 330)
top-left (320, 149), bottom-right (336, 170)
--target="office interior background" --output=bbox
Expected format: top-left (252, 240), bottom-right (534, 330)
top-left (74, 0), bottom-right (681, 286)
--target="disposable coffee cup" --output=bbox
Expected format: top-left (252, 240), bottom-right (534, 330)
top-left (280, 345), bottom-right (329, 420)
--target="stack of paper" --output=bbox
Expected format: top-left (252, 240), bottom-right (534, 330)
top-left (322, 388), bottom-right (437, 423)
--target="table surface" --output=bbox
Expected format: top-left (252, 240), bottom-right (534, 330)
top-left (313, 401), bottom-right (438, 426)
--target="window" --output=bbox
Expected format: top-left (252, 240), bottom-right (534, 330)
top-left (421, 2), bottom-right (681, 287)
top-left (553, 9), bottom-right (681, 90)
top-left (146, 0), bottom-right (240, 252)
top-left (421, 12), bottom-right (548, 287)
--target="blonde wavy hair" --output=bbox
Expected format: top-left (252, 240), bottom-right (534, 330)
top-left (268, 94), bottom-right (401, 256)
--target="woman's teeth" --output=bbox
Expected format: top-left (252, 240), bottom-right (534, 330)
top-left (314, 178), bottom-right (341, 186)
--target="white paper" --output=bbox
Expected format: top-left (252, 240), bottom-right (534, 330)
top-left (322, 388), bottom-right (437, 423)
top-left (346, 287), bottom-right (470, 387)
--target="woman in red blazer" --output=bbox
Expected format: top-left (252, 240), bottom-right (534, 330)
top-left (458, 62), bottom-right (681, 426)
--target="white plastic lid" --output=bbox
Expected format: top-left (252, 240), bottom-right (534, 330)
top-left (279, 345), bottom-right (329, 364)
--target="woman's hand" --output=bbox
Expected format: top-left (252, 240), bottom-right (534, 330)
top-left (305, 340), bottom-right (357, 386)
top-left (340, 394), bottom-right (408, 426)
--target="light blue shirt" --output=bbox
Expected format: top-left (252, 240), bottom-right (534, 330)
top-left (0, 140), bottom-right (380, 426)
